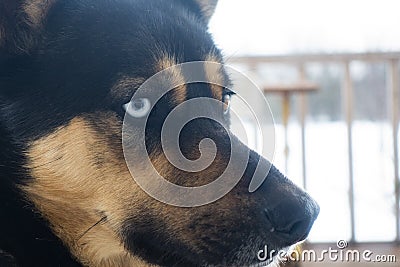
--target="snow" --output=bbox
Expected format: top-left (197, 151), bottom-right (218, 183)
top-left (232, 120), bottom-right (398, 242)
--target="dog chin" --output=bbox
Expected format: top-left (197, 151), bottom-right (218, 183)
top-left (247, 245), bottom-right (293, 267)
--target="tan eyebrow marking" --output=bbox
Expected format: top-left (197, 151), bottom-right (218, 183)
top-left (156, 55), bottom-right (186, 104)
top-left (205, 54), bottom-right (224, 100)
top-left (110, 77), bottom-right (146, 101)
top-left (23, 0), bottom-right (56, 28)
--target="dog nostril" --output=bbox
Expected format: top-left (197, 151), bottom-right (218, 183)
top-left (264, 205), bottom-right (316, 244)
top-left (265, 209), bottom-right (304, 233)
top-left (282, 219), bottom-right (309, 238)
top-left (263, 209), bottom-right (275, 232)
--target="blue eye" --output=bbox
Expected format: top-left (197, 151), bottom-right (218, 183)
top-left (123, 98), bottom-right (151, 118)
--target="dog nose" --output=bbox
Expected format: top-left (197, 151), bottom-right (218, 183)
top-left (264, 196), bottom-right (320, 244)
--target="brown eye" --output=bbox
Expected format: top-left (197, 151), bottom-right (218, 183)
top-left (223, 94), bottom-right (231, 115)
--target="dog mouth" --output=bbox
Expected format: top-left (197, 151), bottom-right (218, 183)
top-left (124, 228), bottom-right (288, 267)
top-left (123, 230), bottom-right (204, 267)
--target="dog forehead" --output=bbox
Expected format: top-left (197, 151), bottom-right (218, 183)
top-left (1, 0), bottom-right (217, 56)
top-left (39, 1), bottom-right (220, 73)
top-left (109, 53), bottom-right (228, 105)
top-left (23, 0), bottom-right (57, 27)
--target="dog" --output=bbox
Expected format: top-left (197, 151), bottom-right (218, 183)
top-left (0, 0), bottom-right (319, 266)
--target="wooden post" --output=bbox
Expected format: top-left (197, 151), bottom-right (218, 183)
top-left (343, 61), bottom-right (356, 242)
top-left (264, 82), bottom-right (319, 176)
top-left (388, 59), bottom-right (400, 242)
top-left (282, 91), bottom-right (290, 173)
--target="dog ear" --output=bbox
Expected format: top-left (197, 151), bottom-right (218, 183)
top-left (194, 0), bottom-right (219, 23)
top-left (177, 0), bottom-right (219, 24)
top-left (0, 0), bottom-right (55, 54)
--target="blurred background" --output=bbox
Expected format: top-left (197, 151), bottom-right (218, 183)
top-left (209, 0), bottom-right (400, 266)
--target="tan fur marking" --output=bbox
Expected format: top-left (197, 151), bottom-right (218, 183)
top-left (23, 0), bottom-right (56, 28)
top-left (205, 54), bottom-right (224, 100)
top-left (110, 76), bottom-right (146, 101)
top-left (21, 112), bottom-right (257, 266)
top-left (23, 116), bottom-right (155, 267)
top-left (157, 55), bottom-right (186, 104)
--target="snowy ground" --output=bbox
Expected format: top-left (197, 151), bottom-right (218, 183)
top-left (233, 120), bottom-right (399, 242)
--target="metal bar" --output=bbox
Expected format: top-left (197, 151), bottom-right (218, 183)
top-left (388, 59), bottom-right (400, 242)
top-left (298, 64), bottom-right (308, 190)
top-left (343, 61), bottom-right (356, 242)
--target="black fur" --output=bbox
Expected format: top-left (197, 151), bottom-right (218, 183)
top-left (1, 1), bottom-right (319, 266)
top-left (0, 1), bottom-right (219, 266)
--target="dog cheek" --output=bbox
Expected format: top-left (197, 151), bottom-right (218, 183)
top-left (21, 115), bottom-right (151, 265)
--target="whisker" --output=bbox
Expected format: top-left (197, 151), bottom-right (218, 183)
top-left (77, 215), bottom-right (107, 242)
top-left (29, 156), bottom-right (63, 169)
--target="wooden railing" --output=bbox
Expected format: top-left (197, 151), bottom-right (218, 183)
top-left (227, 52), bottom-right (400, 243)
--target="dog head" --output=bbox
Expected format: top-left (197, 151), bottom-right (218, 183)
top-left (0, 0), bottom-right (319, 266)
